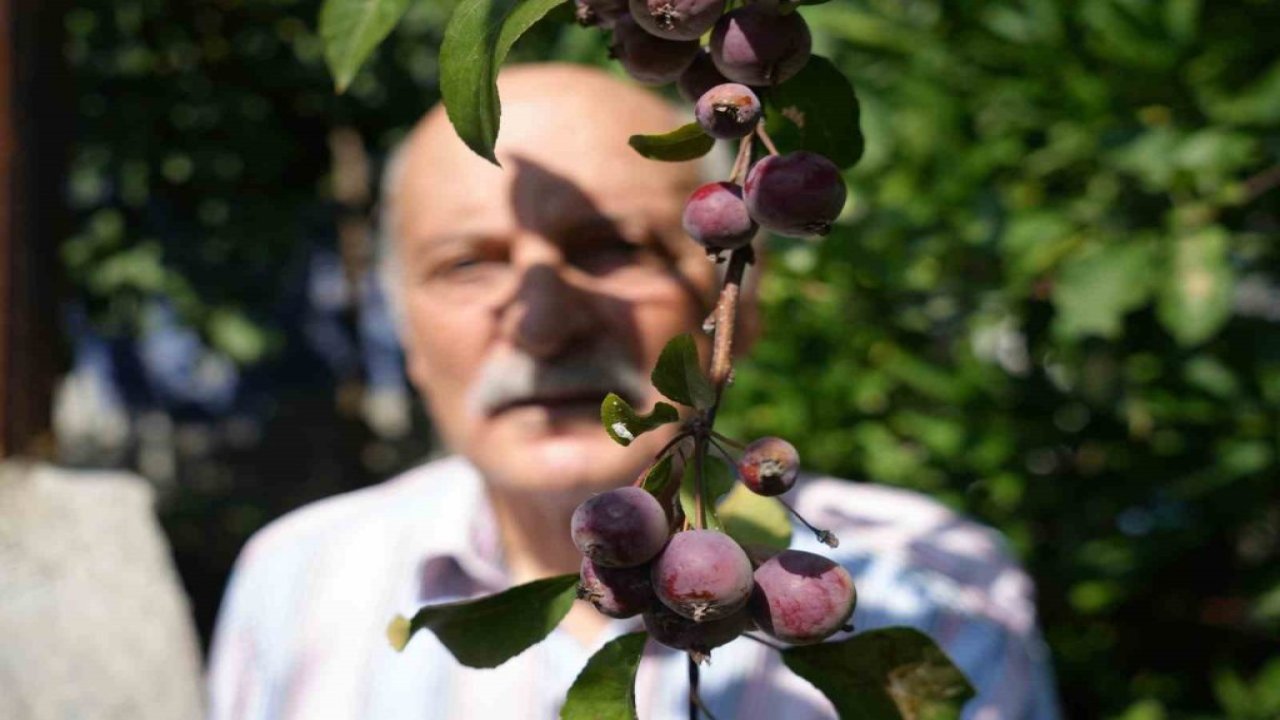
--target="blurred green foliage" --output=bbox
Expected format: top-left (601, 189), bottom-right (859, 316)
top-left (63, 0), bottom-right (1278, 717)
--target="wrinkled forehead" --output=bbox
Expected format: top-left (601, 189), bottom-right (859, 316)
top-left (391, 73), bottom-right (704, 240)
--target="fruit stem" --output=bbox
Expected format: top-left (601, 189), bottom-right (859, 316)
top-left (729, 134), bottom-right (754, 185)
top-left (687, 656), bottom-right (698, 720)
top-left (777, 498), bottom-right (840, 548)
top-left (755, 123), bottom-right (780, 156)
top-left (711, 430), bottom-right (745, 449)
top-left (693, 435), bottom-right (708, 530)
top-left (742, 632), bottom-right (787, 652)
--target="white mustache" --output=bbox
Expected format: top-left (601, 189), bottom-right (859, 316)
top-left (465, 348), bottom-right (650, 418)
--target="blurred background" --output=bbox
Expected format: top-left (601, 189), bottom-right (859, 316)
top-left (3, 0), bottom-right (1279, 717)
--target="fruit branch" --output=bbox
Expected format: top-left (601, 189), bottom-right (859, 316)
top-left (709, 247), bottom-right (752, 399)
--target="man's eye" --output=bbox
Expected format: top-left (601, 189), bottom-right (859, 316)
top-left (432, 256), bottom-right (506, 282)
top-left (573, 236), bottom-right (657, 275)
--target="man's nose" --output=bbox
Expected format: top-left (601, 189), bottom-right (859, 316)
top-left (498, 263), bottom-right (598, 359)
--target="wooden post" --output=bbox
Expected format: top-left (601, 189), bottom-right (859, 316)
top-left (0, 0), bottom-right (67, 459)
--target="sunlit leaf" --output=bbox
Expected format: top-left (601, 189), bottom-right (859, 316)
top-left (440, 0), bottom-right (567, 164)
top-left (782, 628), bottom-right (975, 719)
top-left (679, 453), bottom-right (735, 531)
top-left (560, 632), bottom-right (647, 720)
top-left (628, 123), bottom-right (716, 162)
top-left (1157, 227), bottom-right (1234, 346)
top-left (1051, 241), bottom-right (1155, 339)
top-left (388, 574), bottom-right (577, 668)
top-left (601, 393), bottom-right (679, 446)
top-left (651, 334), bottom-right (715, 410)
top-left (320, 0), bottom-right (411, 92)
top-left (719, 483), bottom-right (792, 550)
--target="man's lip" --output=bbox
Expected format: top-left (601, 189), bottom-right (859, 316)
top-left (489, 390), bottom-right (619, 416)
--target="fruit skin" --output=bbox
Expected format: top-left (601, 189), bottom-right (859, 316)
top-left (709, 5), bottom-right (811, 86)
top-left (743, 152), bottom-right (847, 238)
top-left (738, 436), bottom-right (800, 496)
top-left (643, 602), bottom-right (752, 660)
top-left (694, 83), bottom-right (761, 140)
top-left (629, 0), bottom-right (726, 41)
top-left (677, 48), bottom-right (730, 103)
top-left (579, 559), bottom-right (654, 619)
top-left (682, 181), bottom-right (758, 251)
top-left (651, 529), bottom-right (754, 622)
top-left (611, 15), bottom-right (701, 86)
top-left (575, 0), bottom-right (630, 28)
top-left (750, 550), bottom-right (856, 645)
top-left (571, 486), bottom-right (671, 568)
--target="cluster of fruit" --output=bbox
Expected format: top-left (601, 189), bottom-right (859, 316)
top-left (571, 437), bottom-right (857, 660)
top-left (576, 0), bottom-right (848, 246)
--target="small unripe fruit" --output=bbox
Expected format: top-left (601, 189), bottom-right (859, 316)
top-left (652, 529), bottom-right (754, 622)
top-left (751, 550), bottom-right (856, 645)
top-left (683, 181), bottom-right (757, 251)
top-left (579, 559), bottom-right (654, 619)
top-left (744, 152), bottom-right (846, 237)
top-left (694, 83), bottom-right (761, 139)
top-left (677, 48), bottom-right (730, 103)
top-left (575, 0), bottom-right (629, 28)
top-left (571, 486), bottom-right (670, 568)
top-left (629, 0), bottom-right (726, 41)
top-left (738, 436), bottom-right (799, 496)
top-left (643, 602), bottom-right (751, 660)
top-left (611, 15), bottom-right (701, 86)
top-left (710, 5), bottom-right (811, 86)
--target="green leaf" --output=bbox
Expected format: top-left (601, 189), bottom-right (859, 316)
top-left (1051, 241), bottom-right (1155, 340)
top-left (719, 483), bottom-right (793, 550)
top-left (679, 453), bottom-right (736, 531)
top-left (1157, 227), bottom-right (1234, 347)
top-left (651, 334), bottom-right (715, 410)
top-left (628, 123), bottom-right (716, 162)
top-left (764, 55), bottom-right (864, 169)
top-left (388, 573), bottom-right (578, 668)
top-left (560, 632), bottom-right (648, 720)
top-left (440, 0), bottom-right (567, 164)
top-left (640, 453), bottom-right (679, 497)
top-left (601, 393), bottom-right (680, 446)
top-left (782, 628), bottom-right (975, 720)
top-left (319, 0), bottom-right (412, 92)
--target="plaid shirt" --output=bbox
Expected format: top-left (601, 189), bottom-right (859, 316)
top-left (207, 456), bottom-right (1061, 720)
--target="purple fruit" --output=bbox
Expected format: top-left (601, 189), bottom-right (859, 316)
top-left (683, 181), bottom-right (757, 251)
top-left (652, 529), bottom-right (754, 621)
top-left (579, 559), bottom-right (654, 619)
top-left (709, 5), bottom-right (811, 86)
top-left (751, 550), bottom-right (856, 645)
top-left (629, 0), bottom-right (726, 41)
top-left (575, 0), bottom-right (629, 28)
top-left (643, 602), bottom-right (751, 660)
top-left (571, 486), bottom-right (670, 567)
top-left (743, 152), bottom-right (846, 237)
top-left (677, 48), bottom-right (730, 103)
top-left (694, 83), bottom-right (761, 139)
top-left (611, 15), bottom-right (701, 86)
top-left (738, 436), bottom-right (799, 496)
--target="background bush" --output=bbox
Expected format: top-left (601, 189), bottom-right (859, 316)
top-left (60, 0), bottom-right (1280, 717)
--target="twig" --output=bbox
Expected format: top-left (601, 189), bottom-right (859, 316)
top-left (709, 249), bottom-right (752, 396)
top-left (693, 436), bottom-right (708, 530)
top-left (654, 431), bottom-right (692, 461)
top-left (729, 134), bottom-right (755, 186)
top-left (711, 430), bottom-right (745, 449)
top-left (777, 498), bottom-right (840, 548)
top-left (708, 438), bottom-right (738, 470)
top-left (688, 657), bottom-right (720, 720)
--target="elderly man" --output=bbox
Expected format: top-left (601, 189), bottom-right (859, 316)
top-left (207, 63), bottom-right (1060, 719)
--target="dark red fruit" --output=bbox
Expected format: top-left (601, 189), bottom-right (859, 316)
top-left (643, 602), bottom-right (751, 661)
top-left (652, 529), bottom-right (754, 622)
top-left (750, 550), bottom-right (856, 645)
top-left (709, 5), bottom-right (811, 86)
top-left (743, 152), bottom-right (846, 237)
top-left (738, 436), bottom-right (799, 496)
top-left (575, 0), bottom-right (629, 28)
top-left (694, 83), bottom-right (761, 139)
top-left (683, 182), bottom-right (757, 251)
top-left (629, 0), bottom-right (725, 41)
top-left (611, 15), bottom-right (701, 86)
top-left (571, 486), bottom-right (670, 568)
top-left (579, 559), bottom-right (654, 619)
top-left (677, 48), bottom-right (730, 103)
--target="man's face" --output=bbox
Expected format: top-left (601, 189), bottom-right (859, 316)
top-left (389, 67), bottom-right (718, 498)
